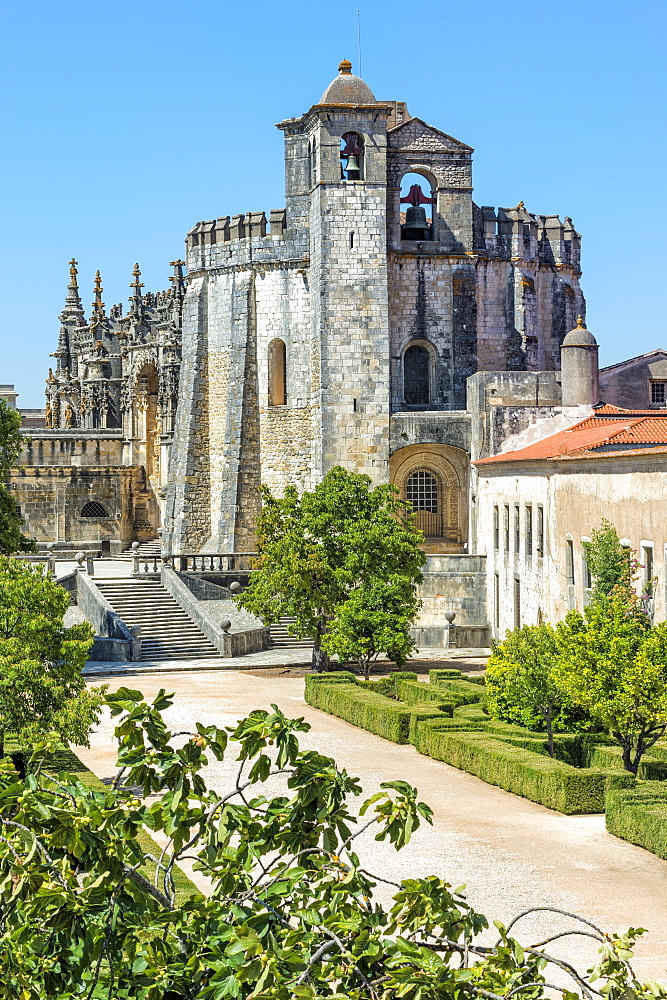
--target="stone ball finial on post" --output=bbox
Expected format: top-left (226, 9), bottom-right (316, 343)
top-left (229, 581), bottom-right (241, 594)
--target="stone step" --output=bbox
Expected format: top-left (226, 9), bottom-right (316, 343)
top-left (269, 616), bottom-right (313, 648)
top-left (94, 580), bottom-right (219, 661)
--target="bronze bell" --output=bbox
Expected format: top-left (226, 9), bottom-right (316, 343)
top-left (345, 154), bottom-right (361, 180)
top-left (401, 204), bottom-right (431, 241)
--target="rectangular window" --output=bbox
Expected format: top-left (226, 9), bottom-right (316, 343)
top-left (525, 505), bottom-right (533, 557)
top-left (494, 572), bottom-right (500, 630)
top-left (513, 576), bottom-right (521, 630)
top-left (504, 505), bottom-right (510, 552)
top-left (537, 506), bottom-right (544, 556)
top-left (493, 506), bottom-right (499, 550)
top-left (514, 505), bottom-right (520, 554)
top-left (566, 539), bottom-right (575, 585)
top-left (650, 381), bottom-right (666, 406)
top-left (643, 545), bottom-right (654, 597)
top-left (582, 553), bottom-right (592, 591)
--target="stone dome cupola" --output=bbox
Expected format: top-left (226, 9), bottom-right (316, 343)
top-left (560, 316), bottom-right (600, 406)
top-left (562, 315), bottom-right (598, 347)
top-left (318, 59), bottom-right (377, 105)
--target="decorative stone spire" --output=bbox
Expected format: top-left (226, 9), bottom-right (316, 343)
top-left (58, 258), bottom-right (86, 328)
top-left (92, 270), bottom-right (105, 315)
top-left (89, 269), bottom-right (107, 336)
top-left (129, 262), bottom-right (144, 317)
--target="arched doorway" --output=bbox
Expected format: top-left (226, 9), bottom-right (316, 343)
top-left (390, 443), bottom-right (469, 553)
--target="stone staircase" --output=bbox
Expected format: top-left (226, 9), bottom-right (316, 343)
top-left (115, 539), bottom-right (162, 562)
top-left (94, 579), bottom-right (220, 661)
top-left (270, 616), bottom-right (313, 648)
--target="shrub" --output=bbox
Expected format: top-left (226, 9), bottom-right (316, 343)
top-left (412, 721), bottom-right (634, 814)
top-left (304, 676), bottom-right (449, 745)
top-left (606, 782), bottom-right (667, 859)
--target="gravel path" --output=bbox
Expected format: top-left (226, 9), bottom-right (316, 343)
top-left (74, 669), bottom-right (667, 984)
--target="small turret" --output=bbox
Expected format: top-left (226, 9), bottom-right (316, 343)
top-left (560, 316), bottom-right (599, 405)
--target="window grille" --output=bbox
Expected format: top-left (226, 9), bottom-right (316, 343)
top-left (503, 505), bottom-right (510, 551)
top-left (651, 381), bottom-right (666, 405)
top-left (403, 346), bottom-right (430, 405)
top-left (514, 505), bottom-right (520, 553)
top-left (80, 501), bottom-right (109, 518)
top-left (493, 506), bottom-right (499, 549)
top-left (405, 468), bottom-right (442, 537)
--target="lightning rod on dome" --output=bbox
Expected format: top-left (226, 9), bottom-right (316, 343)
top-left (357, 8), bottom-right (362, 77)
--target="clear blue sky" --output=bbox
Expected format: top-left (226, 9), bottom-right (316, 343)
top-left (1, 0), bottom-right (665, 406)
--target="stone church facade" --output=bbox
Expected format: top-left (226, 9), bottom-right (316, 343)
top-left (10, 260), bottom-right (185, 552)
top-left (165, 60), bottom-right (585, 558)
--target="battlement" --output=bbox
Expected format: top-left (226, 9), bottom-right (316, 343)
top-left (186, 210), bottom-right (287, 251)
top-left (473, 203), bottom-right (581, 270)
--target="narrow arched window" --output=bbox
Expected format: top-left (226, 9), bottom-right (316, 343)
top-left (80, 501), bottom-right (109, 518)
top-left (268, 339), bottom-right (287, 406)
top-left (404, 345), bottom-right (430, 404)
top-left (405, 468), bottom-right (442, 537)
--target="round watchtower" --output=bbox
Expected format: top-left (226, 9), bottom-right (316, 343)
top-left (560, 316), bottom-right (599, 405)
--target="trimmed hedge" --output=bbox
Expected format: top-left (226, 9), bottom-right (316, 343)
top-left (606, 782), bottom-right (667, 859)
top-left (304, 674), bottom-right (451, 745)
top-left (305, 673), bottom-right (638, 816)
top-left (412, 720), bottom-right (634, 813)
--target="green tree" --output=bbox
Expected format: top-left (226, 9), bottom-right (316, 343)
top-left (485, 624), bottom-right (579, 756)
top-left (0, 687), bottom-right (660, 999)
top-left (582, 519), bottom-right (635, 605)
top-left (236, 466), bottom-right (425, 670)
top-left (0, 399), bottom-right (35, 554)
top-left (322, 579), bottom-right (419, 679)
top-left (556, 594), bottom-right (667, 774)
top-left (0, 556), bottom-right (102, 756)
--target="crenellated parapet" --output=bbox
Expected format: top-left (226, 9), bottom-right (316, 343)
top-left (473, 202), bottom-right (581, 271)
top-left (186, 210), bottom-right (287, 253)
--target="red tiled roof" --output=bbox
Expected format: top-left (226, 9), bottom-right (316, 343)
top-left (475, 406), bottom-right (667, 466)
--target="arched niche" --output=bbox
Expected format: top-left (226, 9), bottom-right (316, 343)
top-left (390, 443), bottom-right (469, 552)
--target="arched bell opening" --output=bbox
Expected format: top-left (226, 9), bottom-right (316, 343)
top-left (340, 132), bottom-right (364, 181)
top-left (400, 171), bottom-right (435, 241)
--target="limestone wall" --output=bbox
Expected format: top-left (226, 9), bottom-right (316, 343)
top-left (476, 455), bottom-right (667, 636)
top-left (21, 431), bottom-right (123, 467)
top-left (9, 465), bottom-right (148, 552)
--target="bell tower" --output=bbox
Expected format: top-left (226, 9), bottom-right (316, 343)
top-left (277, 60), bottom-right (394, 479)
